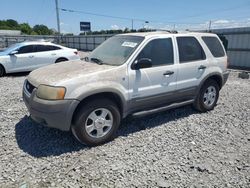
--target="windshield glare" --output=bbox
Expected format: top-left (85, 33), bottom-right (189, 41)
top-left (89, 35), bottom-right (144, 66)
top-left (3, 43), bottom-right (22, 54)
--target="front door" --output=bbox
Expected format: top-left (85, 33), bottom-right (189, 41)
top-left (9, 45), bottom-right (36, 72)
top-left (128, 37), bottom-right (177, 111)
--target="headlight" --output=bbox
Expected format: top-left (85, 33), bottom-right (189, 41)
top-left (36, 85), bottom-right (66, 100)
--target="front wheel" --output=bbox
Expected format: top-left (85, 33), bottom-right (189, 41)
top-left (0, 65), bottom-right (5, 77)
top-left (71, 98), bottom-right (121, 146)
top-left (193, 79), bottom-right (219, 112)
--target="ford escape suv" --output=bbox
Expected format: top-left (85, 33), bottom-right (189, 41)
top-left (23, 31), bottom-right (229, 146)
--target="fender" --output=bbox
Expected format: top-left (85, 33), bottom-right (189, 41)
top-left (195, 72), bottom-right (223, 97)
top-left (72, 84), bottom-right (128, 118)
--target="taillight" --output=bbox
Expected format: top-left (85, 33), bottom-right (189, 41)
top-left (74, 51), bottom-right (78, 55)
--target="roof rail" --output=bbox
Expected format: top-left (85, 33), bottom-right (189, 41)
top-left (155, 29), bottom-right (178, 33)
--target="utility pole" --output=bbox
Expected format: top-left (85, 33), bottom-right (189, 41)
top-left (55, 0), bottom-right (61, 42)
top-left (131, 19), bottom-right (134, 31)
top-left (208, 20), bottom-right (212, 32)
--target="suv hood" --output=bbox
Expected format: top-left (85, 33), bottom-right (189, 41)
top-left (28, 60), bottom-right (115, 87)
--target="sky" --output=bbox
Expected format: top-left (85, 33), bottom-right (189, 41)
top-left (0, 0), bottom-right (250, 34)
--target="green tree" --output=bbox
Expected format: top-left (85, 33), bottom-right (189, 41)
top-left (6, 19), bottom-right (19, 29)
top-left (20, 23), bottom-right (32, 34)
top-left (33, 24), bottom-right (53, 35)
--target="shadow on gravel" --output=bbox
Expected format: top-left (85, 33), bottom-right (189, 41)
top-left (6, 72), bottom-right (30, 77)
top-left (15, 116), bottom-right (86, 158)
top-left (15, 105), bottom-right (197, 157)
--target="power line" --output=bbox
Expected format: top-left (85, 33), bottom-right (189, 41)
top-left (167, 3), bottom-right (250, 22)
top-left (60, 8), bottom-right (206, 25)
top-left (59, 7), bottom-right (250, 31)
top-left (60, 8), bottom-right (147, 22)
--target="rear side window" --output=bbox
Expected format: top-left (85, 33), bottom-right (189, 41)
top-left (36, 45), bottom-right (61, 52)
top-left (177, 37), bottom-right (206, 63)
top-left (137, 38), bottom-right (174, 66)
top-left (17, 45), bottom-right (35, 54)
top-left (48, 45), bottom-right (61, 50)
top-left (202, 36), bottom-right (225, 57)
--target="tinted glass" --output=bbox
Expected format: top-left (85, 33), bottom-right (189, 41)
top-left (48, 45), bottom-right (61, 50)
top-left (202, 36), bottom-right (225, 57)
top-left (17, 45), bottom-right (35, 54)
top-left (137, 38), bottom-right (174, 66)
top-left (177, 37), bottom-right (206, 63)
top-left (36, 45), bottom-right (48, 52)
top-left (36, 45), bottom-right (61, 52)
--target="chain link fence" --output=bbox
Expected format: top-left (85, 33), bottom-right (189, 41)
top-left (0, 34), bottom-right (113, 51)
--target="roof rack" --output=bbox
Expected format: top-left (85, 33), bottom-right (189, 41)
top-left (155, 29), bottom-right (178, 33)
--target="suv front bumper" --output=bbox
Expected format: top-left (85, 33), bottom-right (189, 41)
top-left (23, 82), bottom-right (79, 131)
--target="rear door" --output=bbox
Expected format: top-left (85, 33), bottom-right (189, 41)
top-left (175, 36), bottom-right (208, 96)
top-left (33, 45), bottom-right (61, 69)
top-left (128, 37), bottom-right (178, 110)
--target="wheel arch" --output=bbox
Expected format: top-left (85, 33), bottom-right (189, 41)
top-left (72, 91), bottom-right (125, 125)
top-left (55, 57), bottom-right (69, 63)
top-left (0, 63), bottom-right (6, 75)
top-left (199, 73), bottom-right (223, 91)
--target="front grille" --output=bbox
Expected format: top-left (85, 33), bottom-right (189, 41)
top-left (26, 80), bottom-right (35, 94)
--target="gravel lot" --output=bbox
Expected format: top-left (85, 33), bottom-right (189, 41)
top-left (0, 70), bottom-right (249, 188)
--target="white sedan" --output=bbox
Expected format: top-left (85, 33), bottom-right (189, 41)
top-left (0, 41), bottom-right (80, 76)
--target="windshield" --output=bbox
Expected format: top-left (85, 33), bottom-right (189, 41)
top-left (88, 35), bottom-right (144, 66)
top-left (2, 43), bottom-right (22, 54)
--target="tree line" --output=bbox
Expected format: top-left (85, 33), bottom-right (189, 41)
top-left (0, 19), bottom-right (55, 35)
top-left (0, 19), bottom-right (156, 36)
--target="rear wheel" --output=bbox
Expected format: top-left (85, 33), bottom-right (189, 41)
top-left (193, 79), bottom-right (219, 112)
top-left (71, 98), bottom-right (121, 146)
top-left (0, 65), bottom-right (5, 77)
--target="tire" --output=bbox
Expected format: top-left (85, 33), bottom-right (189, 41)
top-left (0, 65), bottom-right (5, 77)
top-left (55, 58), bottom-right (68, 63)
top-left (71, 98), bottom-right (121, 146)
top-left (193, 79), bottom-right (219, 112)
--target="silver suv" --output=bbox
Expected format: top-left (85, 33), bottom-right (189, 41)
top-left (23, 31), bottom-right (229, 146)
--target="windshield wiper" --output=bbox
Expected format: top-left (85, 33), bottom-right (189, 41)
top-left (90, 57), bottom-right (103, 65)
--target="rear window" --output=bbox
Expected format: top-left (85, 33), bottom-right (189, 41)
top-left (177, 37), bottom-right (206, 63)
top-left (202, 36), bottom-right (225, 57)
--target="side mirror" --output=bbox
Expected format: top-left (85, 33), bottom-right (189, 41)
top-left (132, 58), bottom-right (152, 70)
top-left (9, 50), bottom-right (18, 55)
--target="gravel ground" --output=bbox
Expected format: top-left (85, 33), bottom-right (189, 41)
top-left (0, 71), bottom-right (249, 188)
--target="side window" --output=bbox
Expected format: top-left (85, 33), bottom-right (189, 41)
top-left (48, 45), bottom-right (61, 50)
top-left (202, 36), bottom-right (225, 57)
top-left (177, 37), bottom-right (206, 63)
top-left (36, 45), bottom-right (61, 52)
top-left (137, 38), bottom-right (174, 67)
top-left (36, 45), bottom-right (53, 52)
top-left (17, 45), bottom-right (35, 54)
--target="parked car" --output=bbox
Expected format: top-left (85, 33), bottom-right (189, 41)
top-left (0, 41), bottom-right (80, 76)
top-left (23, 31), bottom-right (229, 146)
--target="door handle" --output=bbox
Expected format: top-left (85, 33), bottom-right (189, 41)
top-left (198, 65), bottom-right (206, 70)
top-left (29, 55), bottom-right (34, 58)
top-left (51, 53), bottom-right (56, 56)
top-left (163, 71), bottom-right (174, 76)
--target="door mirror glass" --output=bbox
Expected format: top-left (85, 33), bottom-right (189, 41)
top-left (132, 58), bottom-right (152, 70)
top-left (9, 50), bottom-right (18, 55)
